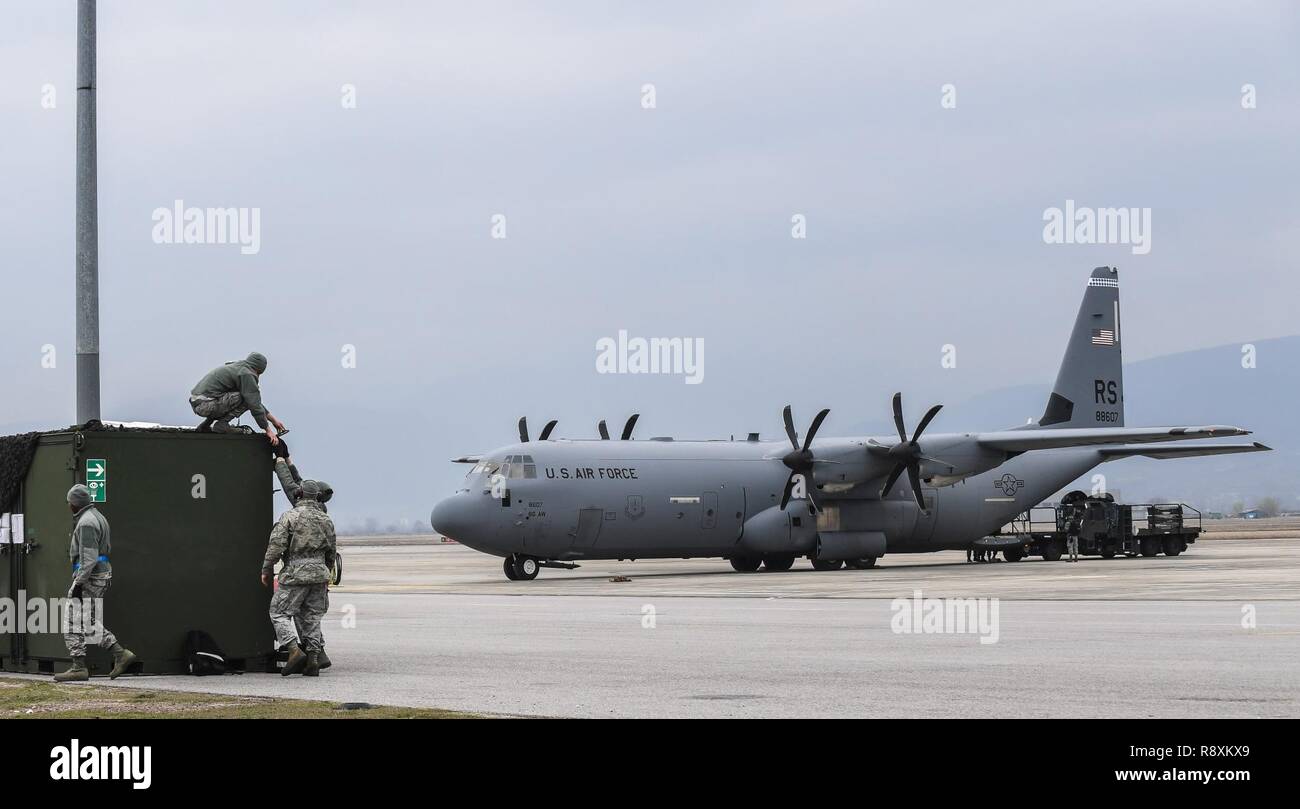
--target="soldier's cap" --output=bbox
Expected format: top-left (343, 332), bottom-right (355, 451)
top-left (316, 481), bottom-right (334, 504)
top-left (67, 484), bottom-right (92, 509)
top-left (299, 480), bottom-right (322, 501)
top-left (245, 352), bottom-right (268, 374)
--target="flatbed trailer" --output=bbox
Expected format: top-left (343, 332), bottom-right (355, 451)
top-left (986, 493), bottom-right (1202, 561)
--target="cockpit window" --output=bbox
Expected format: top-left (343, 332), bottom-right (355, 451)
top-left (504, 454), bottom-right (532, 479)
top-left (467, 461), bottom-right (500, 477)
top-left (468, 456), bottom-right (534, 480)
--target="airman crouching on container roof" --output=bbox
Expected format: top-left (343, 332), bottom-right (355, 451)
top-left (189, 351), bottom-right (286, 445)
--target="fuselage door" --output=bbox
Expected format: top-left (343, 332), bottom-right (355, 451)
top-left (572, 507), bottom-right (604, 550)
top-left (913, 488), bottom-right (939, 542)
top-left (701, 491), bottom-right (719, 529)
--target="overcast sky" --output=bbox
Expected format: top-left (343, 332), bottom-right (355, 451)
top-left (2, 2), bottom-right (1297, 526)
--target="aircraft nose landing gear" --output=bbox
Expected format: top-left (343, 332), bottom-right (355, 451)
top-left (504, 554), bottom-right (540, 581)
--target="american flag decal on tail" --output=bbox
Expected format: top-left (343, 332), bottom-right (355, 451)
top-left (1091, 328), bottom-right (1116, 346)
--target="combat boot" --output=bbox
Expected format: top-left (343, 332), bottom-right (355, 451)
top-left (197, 418), bottom-right (214, 433)
top-left (281, 642), bottom-right (307, 676)
top-left (303, 651), bottom-right (321, 677)
top-left (109, 645), bottom-right (138, 679)
top-left (53, 657), bottom-right (89, 682)
top-left (318, 648), bottom-right (332, 670)
top-left (210, 420), bottom-right (239, 434)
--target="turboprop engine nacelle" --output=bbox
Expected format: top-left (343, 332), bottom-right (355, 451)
top-left (808, 437), bottom-right (1009, 490)
top-left (738, 504), bottom-right (819, 555)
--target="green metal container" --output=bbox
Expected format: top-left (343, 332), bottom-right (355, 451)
top-left (1, 427), bottom-right (276, 675)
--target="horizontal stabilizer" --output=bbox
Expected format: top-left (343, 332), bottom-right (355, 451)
top-left (1098, 442), bottom-right (1271, 460)
top-left (977, 425), bottom-right (1250, 453)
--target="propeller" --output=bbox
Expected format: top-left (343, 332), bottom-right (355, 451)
top-left (518, 417), bottom-right (558, 443)
top-left (779, 405), bottom-right (830, 510)
top-left (872, 392), bottom-right (943, 511)
top-left (599, 414), bottom-right (640, 440)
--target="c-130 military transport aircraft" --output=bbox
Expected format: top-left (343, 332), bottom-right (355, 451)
top-left (433, 267), bottom-right (1269, 580)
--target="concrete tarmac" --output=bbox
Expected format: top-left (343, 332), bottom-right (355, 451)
top-left (22, 538), bottom-right (1300, 718)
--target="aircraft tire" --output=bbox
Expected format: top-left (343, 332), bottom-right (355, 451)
top-left (1140, 538), bottom-right (1159, 557)
top-left (762, 554), bottom-right (796, 572)
top-left (1004, 548), bottom-right (1024, 562)
top-left (1042, 539), bottom-right (1064, 562)
top-left (1100, 547), bottom-right (1116, 559)
top-left (810, 558), bottom-right (843, 571)
top-left (503, 556), bottom-right (520, 581)
top-left (730, 556), bottom-right (762, 573)
top-left (512, 555), bottom-right (540, 580)
top-left (845, 557), bottom-right (877, 569)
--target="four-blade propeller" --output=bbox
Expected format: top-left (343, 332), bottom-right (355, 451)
top-left (779, 405), bottom-right (830, 510)
top-left (518, 417), bottom-right (558, 443)
top-left (598, 414), bottom-right (640, 440)
top-left (871, 392), bottom-right (943, 511)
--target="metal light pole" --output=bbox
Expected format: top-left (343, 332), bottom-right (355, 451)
top-left (76, 0), bottom-right (100, 423)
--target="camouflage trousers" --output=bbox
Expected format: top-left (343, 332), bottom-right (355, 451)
top-left (295, 615), bottom-right (324, 649)
top-left (63, 578), bottom-right (118, 658)
top-left (190, 391), bottom-right (247, 423)
top-left (269, 582), bottom-right (328, 652)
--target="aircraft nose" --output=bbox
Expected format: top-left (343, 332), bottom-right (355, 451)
top-left (431, 495), bottom-right (476, 543)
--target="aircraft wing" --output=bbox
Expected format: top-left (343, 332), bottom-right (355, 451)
top-left (976, 425), bottom-right (1250, 453)
top-left (1098, 441), bottom-right (1271, 460)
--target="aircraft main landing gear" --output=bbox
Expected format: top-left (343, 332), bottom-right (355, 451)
top-left (730, 556), bottom-right (762, 573)
top-left (844, 557), bottom-right (877, 569)
top-left (810, 558), bottom-right (843, 571)
top-left (762, 554), bottom-right (796, 572)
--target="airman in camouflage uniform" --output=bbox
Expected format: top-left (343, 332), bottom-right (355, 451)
top-left (55, 485), bottom-right (138, 682)
top-left (274, 456), bottom-right (336, 670)
top-left (190, 351), bottom-right (287, 446)
top-left (262, 480), bottom-right (336, 677)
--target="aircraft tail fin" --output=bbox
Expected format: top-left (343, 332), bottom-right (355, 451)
top-left (1037, 266), bottom-right (1125, 429)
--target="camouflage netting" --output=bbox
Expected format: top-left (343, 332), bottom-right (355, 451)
top-left (0, 431), bottom-right (40, 514)
top-left (74, 420), bottom-right (203, 435)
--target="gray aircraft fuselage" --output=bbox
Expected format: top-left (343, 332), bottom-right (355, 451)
top-left (431, 436), bottom-right (1100, 560)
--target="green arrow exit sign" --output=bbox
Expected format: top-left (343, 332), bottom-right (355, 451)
top-left (86, 459), bottom-right (107, 503)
